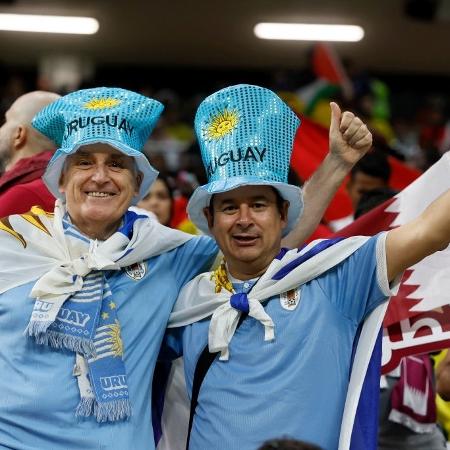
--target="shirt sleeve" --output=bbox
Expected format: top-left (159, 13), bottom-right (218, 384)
top-left (316, 233), bottom-right (393, 324)
top-left (171, 236), bottom-right (219, 287)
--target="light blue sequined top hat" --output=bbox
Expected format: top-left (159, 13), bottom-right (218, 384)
top-left (32, 87), bottom-right (164, 203)
top-left (187, 84), bottom-right (303, 236)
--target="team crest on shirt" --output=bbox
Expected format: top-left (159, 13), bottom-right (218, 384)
top-left (280, 288), bottom-right (301, 311)
top-left (124, 262), bottom-right (147, 280)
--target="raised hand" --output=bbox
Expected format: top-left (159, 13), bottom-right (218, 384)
top-left (329, 102), bottom-right (373, 168)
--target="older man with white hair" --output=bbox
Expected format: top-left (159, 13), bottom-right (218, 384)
top-left (0, 87), bottom-right (221, 450)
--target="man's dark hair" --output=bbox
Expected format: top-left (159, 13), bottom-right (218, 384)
top-left (354, 186), bottom-right (398, 219)
top-left (258, 438), bottom-right (322, 450)
top-left (350, 149), bottom-right (391, 182)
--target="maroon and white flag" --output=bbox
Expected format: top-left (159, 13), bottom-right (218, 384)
top-left (336, 153), bottom-right (450, 373)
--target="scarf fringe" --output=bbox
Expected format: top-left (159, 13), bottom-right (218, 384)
top-left (76, 398), bottom-right (132, 422)
top-left (76, 397), bottom-right (95, 417)
top-left (25, 320), bottom-right (53, 336)
top-left (27, 327), bottom-right (96, 358)
top-left (95, 399), bottom-right (132, 422)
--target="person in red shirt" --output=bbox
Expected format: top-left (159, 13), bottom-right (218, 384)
top-left (0, 91), bottom-right (60, 217)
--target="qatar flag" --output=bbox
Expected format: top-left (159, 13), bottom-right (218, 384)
top-left (335, 152), bottom-right (450, 373)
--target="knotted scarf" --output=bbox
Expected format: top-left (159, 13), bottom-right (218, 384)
top-left (0, 200), bottom-right (193, 421)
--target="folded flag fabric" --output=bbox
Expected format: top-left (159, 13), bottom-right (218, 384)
top-left (335, 153), bottom-right (450, 373)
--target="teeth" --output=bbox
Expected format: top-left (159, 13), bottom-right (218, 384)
top-left (87, 192), bottom-right (112, 197)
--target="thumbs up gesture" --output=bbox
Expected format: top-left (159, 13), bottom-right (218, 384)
top-left (328, 102), bottom-right (373, 167)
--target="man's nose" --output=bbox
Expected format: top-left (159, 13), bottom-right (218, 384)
top-left (91, 164), bottom-right (109, 183)
top-left (236, 204), bottom-right (253, 227)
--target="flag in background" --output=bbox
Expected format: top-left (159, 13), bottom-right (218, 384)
top-left (341, 153), bottom-right (450, 450)
top-left (335, 153), bottom-right (450, 373)
top-left (312, 43), bottom-right (354, 101)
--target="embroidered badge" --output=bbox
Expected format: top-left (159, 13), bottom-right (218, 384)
top-left (124, 262), bottom-right (147, 280)
top-left (204, 109), bottom-right (239, 140)
top-left (280, 288), bottom-right (301, 311)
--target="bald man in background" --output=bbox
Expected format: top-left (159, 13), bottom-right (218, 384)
top-left (0, 91), bottom-right (60, 216)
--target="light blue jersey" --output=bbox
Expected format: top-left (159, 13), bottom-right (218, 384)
top-left (0, 236), bottom-right (217, 450)
top-left (165, 234), bottom-right (393, 450)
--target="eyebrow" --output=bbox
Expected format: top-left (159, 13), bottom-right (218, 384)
top-left (73, 151), bottom-right (90, 158)
top-left (217, 195), bottom-right (272, 205)
top-left (73, 151), bottom-right (126, 160)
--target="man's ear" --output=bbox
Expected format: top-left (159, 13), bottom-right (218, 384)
top-left (12, 125), bottom-right (27, 150)
top-left (203, 206), bottom-right (214, 230)
top-left (280, 200), bottom-right (289, 229)
top-left (58, 172), bottom-right (66, 194)
top-left (135, 171), bottom-right (143, 195)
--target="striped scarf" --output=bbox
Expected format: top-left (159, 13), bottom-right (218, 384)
top-left (0, 200), bottom-right (193, 422)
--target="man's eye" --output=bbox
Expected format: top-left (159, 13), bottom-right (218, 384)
top-left (78, 159), bottom-right (91, 166)
top-left (222, 205), bottom-right (237, 213)
top-left (109, 161), bottom-right (124, 169)
top-left (252, 202), bottom-right (266, 210)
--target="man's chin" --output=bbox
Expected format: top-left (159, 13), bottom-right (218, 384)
top-left (226, 248), bottom-right (262, 264)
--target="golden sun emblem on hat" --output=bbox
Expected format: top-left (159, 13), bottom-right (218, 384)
top-left (84, 97), bottom-right (122, 110)
top-left (106, 320), bottom-right (123, 357)
top-left (205, 109), bottom-right (239, 140)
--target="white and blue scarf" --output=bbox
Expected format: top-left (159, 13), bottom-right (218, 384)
top-left (168, 236), bottom-right (373, 360)
top-left (162, 235), bottom-right (391, 450)
top-left (0, 200), bottom-right (193, 422)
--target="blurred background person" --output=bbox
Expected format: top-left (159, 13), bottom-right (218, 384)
top-left (137, 173), bottom-right (199, 234)
top-left (0, 90), bottom-right (60, 217)
top-left (347, 147), bottom-right (392, 211)
top-left (138, 175), bottom-right (174, 226)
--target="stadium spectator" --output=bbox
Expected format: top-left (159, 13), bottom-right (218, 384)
top-left (0, 91), bottom-right (60, 216)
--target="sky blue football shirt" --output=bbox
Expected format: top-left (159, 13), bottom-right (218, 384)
top-left (0, 235), bottom-right (217, 450)
top-left (165, 234), bottom-right (393, 450)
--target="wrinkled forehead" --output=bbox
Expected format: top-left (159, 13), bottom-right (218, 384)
top-left (211, 185), bottom-right (279, 206)
top-left (65, 143), bottom-right (137, 167)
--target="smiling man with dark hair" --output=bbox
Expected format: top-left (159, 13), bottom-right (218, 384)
top-left (162, 84), bottom-right (450, 450)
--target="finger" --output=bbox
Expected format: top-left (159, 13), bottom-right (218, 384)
top-left (347, 124), bottom-right (370, 147)
top-left (339, 111), bottom-right (356, 133)
top-left (329, 102), bottom-right (342, 135)
top-left (351, 134), bottom-right (373, 150)
top-left (342, 118), bottom-right (364, 141)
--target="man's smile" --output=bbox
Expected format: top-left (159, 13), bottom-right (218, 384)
top-left (232, 233), bottom-right (260, 246)
top-left (85, 191), bottom-right (117, 198)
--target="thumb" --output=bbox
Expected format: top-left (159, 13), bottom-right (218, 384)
top-left (329, 102), bottom-right (342, 136)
